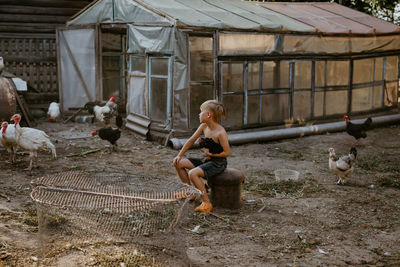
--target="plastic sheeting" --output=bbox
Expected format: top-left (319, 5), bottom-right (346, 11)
top-left (68, 0), bottom-right (171, 26)
top-left (127, 25), bottom-right (174, 54)
top-left (258, 2), bottom-right (400, 34)
top-left (69, 0), bottom-right (314, 32)
top-left (58, 28), bottom-right (97, 111)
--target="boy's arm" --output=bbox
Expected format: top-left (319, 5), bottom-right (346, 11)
top-left (174, 123), bottom-right (206, 162)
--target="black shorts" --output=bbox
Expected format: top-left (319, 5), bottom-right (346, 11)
top-left (188, 157), bottom-right (227, 180)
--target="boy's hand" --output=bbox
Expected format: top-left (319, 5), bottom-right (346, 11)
top-left (173, 156), bottom-right (182, 167)
top-left (201, 148), bottom-right (211, 156)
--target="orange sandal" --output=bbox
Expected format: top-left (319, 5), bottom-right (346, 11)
top-left (195, 202), bottom-right (213, 213)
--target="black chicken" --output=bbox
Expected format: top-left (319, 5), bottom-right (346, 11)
top-left (91, 127), bottom-right (121, 150)
top-left (116, 114), bottom-right (123, 129)
top-left (344, 115), bottom-right (372, 144)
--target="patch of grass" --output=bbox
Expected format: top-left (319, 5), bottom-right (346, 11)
top-left (45, 213), bottom-right (68, 228)
top-left (92, 249), bottom-right (161, 267)
top-left (375, 174), bottom-right (400, 189)
top-left (244, 178), bottom-right (326, 198)
top-left (274, 148), bottom-right (305, 161)
top-left (23, 206), bottom-right (38, 227)
top-left (358, 153), bottom-right (400, 173)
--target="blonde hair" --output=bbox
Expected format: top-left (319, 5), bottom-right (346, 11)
top-left (200, 100), bottom-right (226, 122)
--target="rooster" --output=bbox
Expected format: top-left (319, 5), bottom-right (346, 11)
top-left (329, 147), bottom-right (357, 185)
top-left (0, 122), bottom-right (18, 163)
top-left (10, 114), bottom-right (57, 171)
top-left (84, 96), bottom-right (118, 126)
top-left (47, 102), bottom-right (61, 122)
top-left (91, 127), bottom-right (121, 150)
top-left (344, 115), bottom-right (372, 145)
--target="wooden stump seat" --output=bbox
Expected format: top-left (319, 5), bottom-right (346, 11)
top-left (208, 168), bottom-right (245, 209)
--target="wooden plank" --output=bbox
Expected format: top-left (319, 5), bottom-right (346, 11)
top-left (11, 82), bottom-right (33, 127)
top-left (0, 5), bottom-right (82, 16)
top-left (0, 14), bottom-right (71, 23)
top-left (0, 0), bottom-right (92, 8)
top-left (0, 23), bottom-right (64, 33)
top-left (23, 92), bottom-right (58, 101)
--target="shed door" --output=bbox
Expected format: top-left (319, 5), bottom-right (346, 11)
top-left (57, 27), bottom-right (100, 111)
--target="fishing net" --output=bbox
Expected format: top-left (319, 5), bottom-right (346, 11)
top-left (30, 170), bottom-right (201, 265)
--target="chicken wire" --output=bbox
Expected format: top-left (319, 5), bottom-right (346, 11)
top-left (31, 171), bottom-right (201, 264)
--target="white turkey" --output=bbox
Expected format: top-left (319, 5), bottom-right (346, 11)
top-left (0, 121), bottom-right (18, 163)
top-left (10, 114), bottom-right (57, 171)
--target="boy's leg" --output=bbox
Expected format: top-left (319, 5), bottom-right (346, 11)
top-left (188, 167), bottom-right (212, 212)
top-left (175, 158), bottom-right (195, 185)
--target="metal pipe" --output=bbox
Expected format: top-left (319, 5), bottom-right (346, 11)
top-left (168, 113), bottom-right (400, 149)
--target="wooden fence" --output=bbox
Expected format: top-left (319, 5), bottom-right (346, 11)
top-left (0, 37), bottom-right (58, 108)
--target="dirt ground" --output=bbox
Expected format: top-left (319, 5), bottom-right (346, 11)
top-left (0, 117), bottom-right (400, 267)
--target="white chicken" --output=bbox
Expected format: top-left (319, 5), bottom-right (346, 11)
top-left (329, 147), bottom-right (357, 185)
top-left (10, 114), bottom-right (57, 171)
top-left (47, 102), bottom-right (61, 122)
top-left (0, 121), bottom-right (18, 163)
top-left (84, 96), bottom-right (117, 126)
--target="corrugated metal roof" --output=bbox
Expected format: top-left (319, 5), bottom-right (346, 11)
top-left (257, 2), bottom-right (400, 34)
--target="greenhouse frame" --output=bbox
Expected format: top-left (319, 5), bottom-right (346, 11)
top-left (57, 0), bottom-right (400, 142)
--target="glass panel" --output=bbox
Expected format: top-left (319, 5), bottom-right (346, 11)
top-left (294, 61), bottom-right (311, 89)
top-left (151, 58), bottom-right (168, 76)
top-left (102, 55), bottom-right (121, 100)
top-left (248, 95), bottom-right (259, 125)
top-left (327, 60), bottom-right (349, 86)
top-left (127, 76), bottom-right (146, 116)
top-left (219, 33), bottom-right (275, 55)
top-left (190, 37), bottom-right (213, 81)
top-left (248, 62), bottom-right (260, 90)
top-left (314, 91), bottom-right (324, 117)
top-left (315, 61), bottom-right (325, 87)
top-left (375, 57), bottom-right (383, 81)
top-left (279, 61), bottom-right (290, 88)
top-left (261, 94), bottom-right (289, 122)
top-left (189, 84), bottom-right (214, 128)
top-left (150, 78), bottom-right (167, 121)
top-left (384, 81), bottom-right (398, 107)
top-left (293, 91), bottom-right (311, 120)
top-left (353, 58), bottom-right (374, 84)
top-left (373, 86), bottom-right (383, 108)
top-left (385, 56), bottom-right (399, 81)
top-left (352, 87), bottom-right (372, 112)
top-left (222, 63), bottom-right (243, 93)
top-left (130, 56), bottom-right (146, 74)
top-left (222, 95), bottom-right (243, 128)
top-left (326, 91), bottom-right (347, 115)
top-left (262, 61), bottom-right (276, 89)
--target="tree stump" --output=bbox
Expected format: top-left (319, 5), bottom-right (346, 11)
top-left (208, 168), bottom-right (245, 209)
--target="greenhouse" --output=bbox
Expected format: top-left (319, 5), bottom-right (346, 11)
top-left (57, 0), bottom-right (400, 142)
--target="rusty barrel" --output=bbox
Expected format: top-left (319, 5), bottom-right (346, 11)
top-left (208, 168), bottom-right (245, 209)
top-left (0, 76), bottom-right (16, 122)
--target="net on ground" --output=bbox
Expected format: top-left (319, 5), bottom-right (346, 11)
top-left (31, 170), bottom-right (200, 265)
